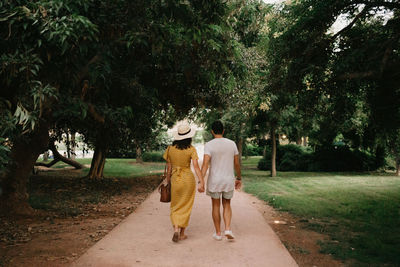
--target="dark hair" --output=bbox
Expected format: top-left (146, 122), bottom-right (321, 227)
top-left (211, 120), bottom-right (224, 135)
top-left (172, 138), bottom-right (192, 150)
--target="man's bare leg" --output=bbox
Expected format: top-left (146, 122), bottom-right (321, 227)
top-left (211, 198), bottom-right (221, 235)
top-left (222, 198), bottom-right (232, 231)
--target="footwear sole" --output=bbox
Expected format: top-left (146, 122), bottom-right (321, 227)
top-left (225, 233), bottom-right (235, 240)
top-left (213, 234), bottom-right (222, 241)
top-left (172, 232), bottom-right (179, 242)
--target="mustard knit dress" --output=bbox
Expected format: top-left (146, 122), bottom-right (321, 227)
top-left (163, 145), bottom-right (198, 228)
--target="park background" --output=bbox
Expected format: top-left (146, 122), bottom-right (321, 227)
top-left (1, 0), bottom-right (399, 266)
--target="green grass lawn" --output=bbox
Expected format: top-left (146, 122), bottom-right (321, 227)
top-left (242, 157), bottom-right (400, 266)
top-left (38, 158), bottom-right (164, 177)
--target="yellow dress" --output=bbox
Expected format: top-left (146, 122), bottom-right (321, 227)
top-left (163, 145), bottom-right (198, 228)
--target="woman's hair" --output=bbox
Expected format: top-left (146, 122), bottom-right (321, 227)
top-left (172, 138), bottom-right (192, 150)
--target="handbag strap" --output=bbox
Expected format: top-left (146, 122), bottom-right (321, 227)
top-left (163, 146), bottom-right (170, 176)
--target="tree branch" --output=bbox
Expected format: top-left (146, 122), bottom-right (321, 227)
top-left (337, 71), bottom-right (376, 80)
top-left (365, 1), bottom-right (400, 9)
top-left (88, 103), bottom-right (105, 124)
top-left (35, 159), bottom-right (60, 168)
top-left (332, 5), bottom-right (370, 40)
top-left (75, 55), bottom-right (101, 85)
top-left (35, 140), bottom-right (84, 169)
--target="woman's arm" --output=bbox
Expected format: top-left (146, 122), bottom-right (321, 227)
top-left (166, 162), bottom-right (172, 183)
top-left (192, 159), bottom-right (205, 193)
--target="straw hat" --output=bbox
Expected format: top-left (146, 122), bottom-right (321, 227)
top-left (173, 123), bottom-right (196, 140)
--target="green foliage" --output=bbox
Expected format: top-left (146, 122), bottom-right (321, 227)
top-left (261, 0), bottom-right (400, 173)
top-left (142, 152), bottom-right (164, 163)
top-left (257, 144), bottom-right (381, 172)
top-left (0, 138), bottom-right (10, 174)
top-left (107, 149), bottom-right (137, 159)
top-left (244, 143), bottom-right (263, 156)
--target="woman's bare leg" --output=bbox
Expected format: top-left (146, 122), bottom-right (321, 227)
top-left (179, 228), bottom-right (187, 240)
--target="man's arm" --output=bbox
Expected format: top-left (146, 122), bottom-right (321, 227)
top-left (201, 154), bottom-right (211, 178)
top-left (234, 154), bottom-right (242, 189)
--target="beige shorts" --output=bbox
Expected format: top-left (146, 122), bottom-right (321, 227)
top-left (207, 190), bottom-right (234, 199)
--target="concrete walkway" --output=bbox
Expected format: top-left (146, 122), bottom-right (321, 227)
top-left (73, 189), bottom-right (298, 267)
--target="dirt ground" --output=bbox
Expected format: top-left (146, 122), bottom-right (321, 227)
top-left (1, 170), bottom-right (343, 267)
top-left (250, 195), bottom-right (344, 267)
top-left (0, 170), bottom-right (162, 267)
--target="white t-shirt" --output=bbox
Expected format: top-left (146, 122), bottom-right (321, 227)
top-left (204, 138), bottom-right (239, 192)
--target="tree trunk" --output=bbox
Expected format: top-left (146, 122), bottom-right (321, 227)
top-left (136, 142), bottom-right (143, 163)
top-left (66, 132), bottom-right (71, 159)
top-left (271, 126), bottom-right (277, 177)
top-left (0, 122), bottom-right (49, 215)
top-left (87, 146), bottom-right (106, 179)
top-left (70, 132), bottom-right (76, 160)
top-left (35, 140), bottom-right (83, 169)
top-left (396, 156), bottom-right (400, 177)
top-left (302, 136), bottom-right (308, 147)
top-left (296, 137), bottom-right (302, 145)
top-left (263, 145), bottom-right (267, 158)
top-left (237, 138), bottom-right (243, 166)
top-left (43, 151), bottom-right (49, 161)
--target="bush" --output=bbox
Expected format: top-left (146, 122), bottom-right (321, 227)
top-left (108, 149), bottom-right (136, 158)
top-left (257, 144), bottom-right (380, 172)
top-left (258, 144), bottom-right (311, 171)
top-left (244, 144), bottom-right (264, 156)
top-left (257, 157), bottom-right (271, 171)
top-left (310, 146), bottom-right (377, 172)
top-left (142, 151), bottom-right (164, 162)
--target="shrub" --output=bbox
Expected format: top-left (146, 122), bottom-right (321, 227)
top-left (258, 144), bottom-right (311, 171)
top-left (108, 149), bottom-right (137, 158)
top-left (257, 144), bottom-right (380, 172)
top-left (245, 144), bottom-right (264, 156)
top-left (311, 146), bottom-right (377, 172)
top-left (142, 151), bottom-right (164, 162)
top-left (257, 157), bottom-right (271, 171)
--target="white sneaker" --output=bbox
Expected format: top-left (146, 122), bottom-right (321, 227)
top-left (224, 230), bottom-right (235, 240)
top-left (213, 233), bottom-right (222, 241)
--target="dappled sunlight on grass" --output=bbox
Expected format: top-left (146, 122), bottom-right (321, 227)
top-left (36, 158), bottom-right (164, 178)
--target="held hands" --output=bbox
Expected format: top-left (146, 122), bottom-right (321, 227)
top-left (197, 181), bottom-right (205, 193)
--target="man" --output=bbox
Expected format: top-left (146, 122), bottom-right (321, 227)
top-left (201, 120), bottom-right (242, 241)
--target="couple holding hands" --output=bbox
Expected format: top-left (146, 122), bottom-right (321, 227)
top-left (163, 120), bottom-right (242, 242)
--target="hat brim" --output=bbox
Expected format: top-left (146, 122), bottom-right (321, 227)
top-left (173, 129), bottom-right (196, 141)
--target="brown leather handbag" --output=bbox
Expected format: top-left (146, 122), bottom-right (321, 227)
top-left (159, 148), bottom-right (171, 203)
top-left (159, 179), bottom-right (171, 203)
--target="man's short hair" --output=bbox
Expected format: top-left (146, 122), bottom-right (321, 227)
top-left (211, 120), bottom-right (224, 134)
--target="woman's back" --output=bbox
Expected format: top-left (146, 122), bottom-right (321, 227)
top-left (165, 145), bottom-right (198, 167)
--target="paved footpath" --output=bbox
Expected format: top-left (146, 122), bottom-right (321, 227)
top-left (73, 189), bottom-right (298, 267)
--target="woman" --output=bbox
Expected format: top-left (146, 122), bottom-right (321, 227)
top-left (163, 123), bottom-right (205, 242)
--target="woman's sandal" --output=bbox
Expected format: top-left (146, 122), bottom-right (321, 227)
top-left (172, 232), bottom-right (179, 242)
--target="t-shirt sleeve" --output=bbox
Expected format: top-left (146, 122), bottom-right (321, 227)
top-left (233, 142), bottom-right (239, 155)
top-left (163, 146), bottom-right (170, 162)
top-left (191, 147), bottom-right (199, 160)
top-left (204, 143), bottom-right (211, 156)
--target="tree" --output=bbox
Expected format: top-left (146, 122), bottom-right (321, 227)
top-left (261, 0), bottom-right (400, 175)
top-left (0, 0), bottom-right (98, 213)
top-left (0, 0), bottom-right (243, 213)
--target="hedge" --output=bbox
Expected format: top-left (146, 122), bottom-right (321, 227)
top-left (142, 151), bottom-right (164, 162)
top-left (258, 144), bottom-right (382, 172)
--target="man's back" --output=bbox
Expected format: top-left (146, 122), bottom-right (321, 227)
top-left (204, 138), bottom-right (238, 192)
